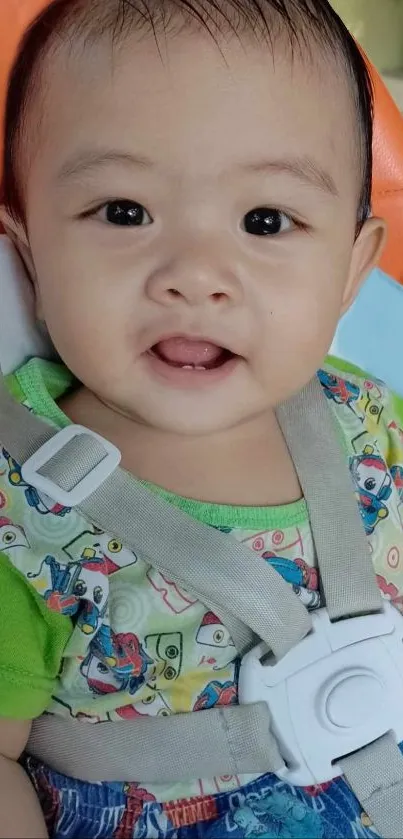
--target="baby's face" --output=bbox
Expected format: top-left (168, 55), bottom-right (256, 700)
top-left (15, 30), bottom-right (384, 435)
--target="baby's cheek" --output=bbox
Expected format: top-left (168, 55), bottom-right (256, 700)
top-left (258, 297), bottom-right (337, 399)
top-left (44, 292), bottom-right (118, 378)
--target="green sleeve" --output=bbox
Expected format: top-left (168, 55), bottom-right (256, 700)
top-left (0, 552), bottom-right (72, 719)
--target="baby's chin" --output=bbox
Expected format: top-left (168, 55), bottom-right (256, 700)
top-left (119, 402), bottom-right (255, 438)
top-left (68, 355), bottom-right (278, 439)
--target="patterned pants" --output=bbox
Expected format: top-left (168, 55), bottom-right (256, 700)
top-left (24, 755), bottom-right (382, 839)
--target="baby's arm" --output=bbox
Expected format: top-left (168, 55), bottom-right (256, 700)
top-left (0, 718), bottom-right (47, 838)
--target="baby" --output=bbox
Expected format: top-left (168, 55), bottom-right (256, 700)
top-left (0, 0), bottom-right (401, 836)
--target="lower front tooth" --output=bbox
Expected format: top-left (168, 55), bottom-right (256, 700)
top-left (195, 365), bottom-right (206, 371)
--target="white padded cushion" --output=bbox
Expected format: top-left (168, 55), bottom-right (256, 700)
top-left (0, 234), bottom-right (55, 374)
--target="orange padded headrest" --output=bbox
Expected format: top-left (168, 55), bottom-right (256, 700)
top-left (1, 0), bottom-right (403, 283)
top-left (371, 69), bottom-right (403, 284)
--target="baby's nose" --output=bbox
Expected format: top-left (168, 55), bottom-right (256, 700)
top-left (145, 251), bottom-right (244, 307)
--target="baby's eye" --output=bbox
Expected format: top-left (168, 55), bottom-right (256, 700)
top-left (97, 200), bottom-right (153, 226)
top-left (242, 207), bottom-right (294, 236)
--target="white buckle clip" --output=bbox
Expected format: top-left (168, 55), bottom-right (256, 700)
top-left (21, 424), bottom-right (121, 508)
top-left (239, 603), bottom-right (403, 787)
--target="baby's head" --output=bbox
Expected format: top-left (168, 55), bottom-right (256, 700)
top-left (0, 0), bottom-right (386, 436)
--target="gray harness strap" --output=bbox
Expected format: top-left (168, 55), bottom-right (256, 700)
top-left (277, 377), bottom-right (382, 620)
top-left (0, 372), bottom-right (402, 837)
top-left (0, 373), bottom-right (310, 659)
top-left (28, 702), bottom-right (283, 783)
top-left (341, 733), bottom-right (403, 836)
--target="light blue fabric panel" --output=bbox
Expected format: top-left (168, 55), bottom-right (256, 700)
top-left (331, 268), bottom-right (403, 395)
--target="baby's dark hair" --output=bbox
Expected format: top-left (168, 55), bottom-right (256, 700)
top-left (2, 0), bottom-right (373, 228)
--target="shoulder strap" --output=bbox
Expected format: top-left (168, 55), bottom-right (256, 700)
top-left (0, 372), bottom-right (311, 659)
top-left (277, 377), bottom-right (382, 619)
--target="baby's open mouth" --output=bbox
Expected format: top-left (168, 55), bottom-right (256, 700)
top-left (148, 337), bottom-right (234, 371)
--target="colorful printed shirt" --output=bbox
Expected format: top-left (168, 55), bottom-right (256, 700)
top-left (1, 355), bottom-right (403, 811)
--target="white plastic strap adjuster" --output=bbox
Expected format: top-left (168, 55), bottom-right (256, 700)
top-left (239, 603), bottom-right (403, 787)
top-left (21, 424), bottom-right (121, 508)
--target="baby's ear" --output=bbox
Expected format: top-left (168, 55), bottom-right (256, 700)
top-left (0, 207), bottom-right (36, 281)
top-left (341, 216), bottom-right (387, 315)
top-left (0, 206), bottom-right (43, 317)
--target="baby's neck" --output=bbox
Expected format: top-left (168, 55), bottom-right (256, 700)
top-left (60, 387), bottom-right (301, 507)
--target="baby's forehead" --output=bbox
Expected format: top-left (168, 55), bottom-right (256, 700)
top-left (32, 27), bottom-right (358, 192)
top-left (4, 0), bottom-right (370, 225)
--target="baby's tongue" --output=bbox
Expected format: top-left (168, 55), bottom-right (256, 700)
top-left (155, 337), bottom-right (223, 367)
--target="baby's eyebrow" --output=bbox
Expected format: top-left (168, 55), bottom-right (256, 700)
top-left (238, 155), bottom-right (339, 197)
top-left (56, 148), bottom-right (338, 198)
top-left (56, 149), bottom-right (155, 182)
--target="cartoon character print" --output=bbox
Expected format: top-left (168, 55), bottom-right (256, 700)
top-left (63, 528), bottom-right (138, 574)
top-left (65, 550), bottom-right (108, 631)
top-left (293, 558), bottom-right (321, 608)
top-left (197, 775), bottom-right (242, 797)
top-left (391, 464), bottom-right (403, 504)
top-left (146, 568), bottom-right (197, 614)
top-left (376, 574), bottom-right (403, 612)
top-left (230, 793), bottom-right (323, 838)
top-left (318, 371), bottom-right (360, 411)
top-left (28, 553), bottom-right (108, 632)
top-left (196, 612), bottom-right (236, 669)
top-left (292, 585), bottom-right (321, 610)
top-left (350, 445), bottom-right (392, 535)
top-left (390, 464), bottom-right (403, 527)
top-left (357, 391), bottom-right (384, 427)
top-left (302, 782), bottom-right (332, 798)
top-left (132, 686), bottom-right (172, 717)
top-left (51, 529), bottom-right (138, 633)
top-left (81, 623), bottom-right (152, 696)
top-left (0, 516), bottom-right (30, 554)
top-left (114, 783), bottom-right (157, 839)
top-left (388, 419), bottom-right (403, 448)
top-left (27, 761), bottom-right (62, 835)
top-left (28, 555), bottom-right (83, 617)
top-left (76, 599), bottom-right (106, 636)
top-left (196, 612), bottom-right (235, 650)
top-left (114, 686), bottom-right (172, 719)
top-left (193, 678), bottom-right (237, 711)
top-left (80, 650), bottom-right (121, 695)
top-left (263, 553), bottom-right (318, 589)
top-left (232, 806), bottom-right (267, 837)
top-left (145, 632), bottom-right (183, 683)
top-left (3, 449), bottom-right (70, 516)
top-left (126, 803), bottom-right (174, 839)
top-left (49, 696), bottom-right (102, 723)
top-left (163, 795), bottom-right (219, 830)
top-left (262, 553), bottom-right (320, 611)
